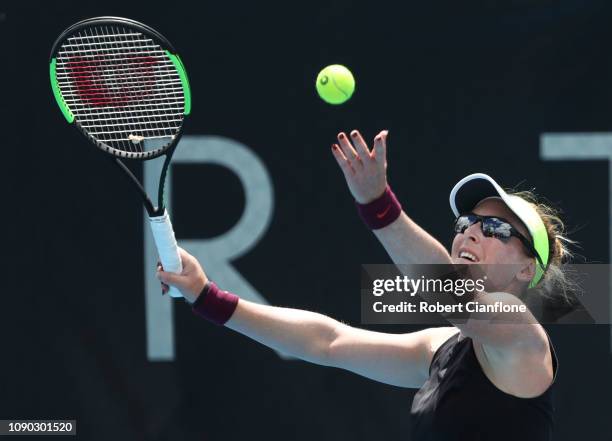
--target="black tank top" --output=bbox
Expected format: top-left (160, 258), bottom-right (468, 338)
top-left (410, 331), bottom-right (558, 441)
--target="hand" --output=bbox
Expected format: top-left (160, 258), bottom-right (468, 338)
top-left (332, 129), bottom-right (389, 204)
top-left (156, 247), bottom-right (209, 304)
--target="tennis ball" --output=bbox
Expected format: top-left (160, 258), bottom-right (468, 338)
top-left (316, 64), bottom-right (355, 105)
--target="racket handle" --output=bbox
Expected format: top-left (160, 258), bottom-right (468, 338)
top-left (149, 210), bottom-right (183, 298)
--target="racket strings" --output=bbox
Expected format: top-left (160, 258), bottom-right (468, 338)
top-left (107, 25), bottom-right (144, 154)
top-left (54, 24), bottom-right (186, 154)
top-left (93, 25), bottom-right (133, 153)
top-left (121, 28), bottom-right (168, 149)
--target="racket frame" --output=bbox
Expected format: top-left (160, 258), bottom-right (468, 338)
top-left (49, 16), bottom-right (190, 161)
top-left (49, 16), bottom-right (190, 215)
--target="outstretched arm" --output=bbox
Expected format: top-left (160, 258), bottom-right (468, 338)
top-left (226, 300), bottom-right (453, 388)
top-left (157, 248), bottom-right (454, 388)
top-left (331, 130), bottom-right (451, 265)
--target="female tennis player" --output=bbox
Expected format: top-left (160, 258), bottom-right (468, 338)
top-left (157, 129), bottom-right (573, 441)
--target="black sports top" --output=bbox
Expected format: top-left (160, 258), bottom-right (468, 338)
top-left (410, 332), bottom-right (558, 441)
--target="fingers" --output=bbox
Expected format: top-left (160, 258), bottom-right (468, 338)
top-left (373, 130), bottom-right (389, 164)
top-left (156, 263), bottom-right (172, 295)
top-left (331, 143), bottom-right (356, 177)
top-left (157, 249), bottom-right (192, 295)
top-left (156, 268), bottom-right (183, 286)
top-left (349, 130), bottom-right (372, 159)
top-left (336, 132), bottom-right (360, 166)
top-left (336, 130), bottom-right (386, 163)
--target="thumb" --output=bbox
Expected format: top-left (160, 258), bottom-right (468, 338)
top-left (373, 130), bottom-right (388, 164)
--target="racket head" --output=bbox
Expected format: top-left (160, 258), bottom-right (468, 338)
top-left (49, 17), bottom-right (191, 160)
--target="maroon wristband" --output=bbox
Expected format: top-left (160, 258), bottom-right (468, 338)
top-left (355, 186), bottom-right (402, 229)
top-left (192, 281), bottom-right (239, 325)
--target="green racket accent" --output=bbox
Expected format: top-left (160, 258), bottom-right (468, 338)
top-left (166, 51), bottom-right (191, 115)
top-left (49, 58), bottom-right (74, 123)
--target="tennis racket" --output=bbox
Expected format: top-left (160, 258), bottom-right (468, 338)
top-left (49, 17), bottom-right (191, 298)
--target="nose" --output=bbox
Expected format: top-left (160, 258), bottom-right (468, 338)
top-left (463, 221), bottom-right (482, 243)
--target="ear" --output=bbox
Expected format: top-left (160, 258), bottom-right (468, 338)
top-left (515, 259), bottom-right (536, 284)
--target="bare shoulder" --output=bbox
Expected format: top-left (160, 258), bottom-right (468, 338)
top-left (477, 325), bottom-right (554, 398)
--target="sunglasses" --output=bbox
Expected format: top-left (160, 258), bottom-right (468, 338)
top-left (453, 214), bottom-right (544, 268)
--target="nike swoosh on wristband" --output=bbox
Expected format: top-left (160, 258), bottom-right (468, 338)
top-left (376, 205), bottom-right (392, 219)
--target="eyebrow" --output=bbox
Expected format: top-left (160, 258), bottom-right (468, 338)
top-left (467, 212), bottom-right (511, 223)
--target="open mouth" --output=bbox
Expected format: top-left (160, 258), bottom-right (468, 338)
top-left (458, 251), bottom-right (479, 263)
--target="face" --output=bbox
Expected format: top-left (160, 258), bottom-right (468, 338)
top-left (451, 197), bottom-right (536, 293)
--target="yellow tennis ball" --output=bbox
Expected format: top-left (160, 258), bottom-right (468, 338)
top-left (316, 64), bottom-right (355, 105)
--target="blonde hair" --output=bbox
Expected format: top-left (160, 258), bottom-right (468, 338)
top-left (509, 190), bottom-right (580, 304)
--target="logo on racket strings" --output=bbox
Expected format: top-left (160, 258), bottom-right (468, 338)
top-left (65, 55), bottom-right (157, 107)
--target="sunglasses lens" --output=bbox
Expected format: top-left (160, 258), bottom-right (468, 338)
top-left (482, 217), bottom-right (512, 240)
top-left (454, 215), bottom-right (475, 233)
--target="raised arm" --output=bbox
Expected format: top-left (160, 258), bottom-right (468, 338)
top-left (331, 130), bottom-right (451, 265)
top-left (157, 248), bottom-right (456, 389)
top-left (372, 212), bottom-right (452, 265)
top-left (331, 131), bottom-right (550, 367)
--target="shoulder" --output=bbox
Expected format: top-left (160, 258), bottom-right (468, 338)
top-left (477, 325), bottom-right (555, 398)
